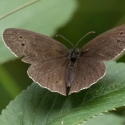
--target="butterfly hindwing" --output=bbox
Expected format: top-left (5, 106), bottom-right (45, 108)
top-left (69, 58), bottom-right (105, 94)
top-left (28, 58), bottom-right (68, 95)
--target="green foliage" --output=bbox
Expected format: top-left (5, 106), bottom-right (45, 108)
top-left (83, 113), bottom-right (124, 125)
top-left (1, 62), bottom-right (125, 125)
top-left (0, 0), bottom-right (125, 125)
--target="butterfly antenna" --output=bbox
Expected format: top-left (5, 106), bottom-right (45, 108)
top-left (76, 31), bottom-right (95, 46)
top-left (56, 35), bottom-right (73, 46)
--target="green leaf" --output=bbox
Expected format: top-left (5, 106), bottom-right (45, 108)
top-left (0, 61), bottom-right (125, 125)
top-left (82, 113), bottom-right (124, 125)
top-left (0, 65), bottom-right (21, 98)
top-left (0, 0), bottom-right (77, 63)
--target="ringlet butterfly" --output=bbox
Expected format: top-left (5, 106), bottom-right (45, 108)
top-left (2, 25), bottom-right (125, 95)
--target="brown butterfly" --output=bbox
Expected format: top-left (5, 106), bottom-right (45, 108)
top-left (2, 25), bottom-right (125, 96)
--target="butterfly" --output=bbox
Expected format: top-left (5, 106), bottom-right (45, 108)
top-left (2, 25), bottom-right (125, 96)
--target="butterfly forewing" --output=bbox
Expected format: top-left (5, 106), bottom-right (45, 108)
top-left (81, 25), bottom-right (125, 61)
top-left (2, 29), bottom-right (68, 63)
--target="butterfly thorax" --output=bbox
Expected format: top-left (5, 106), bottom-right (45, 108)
top-left (66, 47), bottom-right (80, 62)
top-left (66, 47), bottom-right (81, 87)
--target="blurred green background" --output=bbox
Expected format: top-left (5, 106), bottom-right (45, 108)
top-left (0, 0), bottom-right (125, 123)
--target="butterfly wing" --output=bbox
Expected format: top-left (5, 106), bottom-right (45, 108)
top-left (28, 58), bottom-right (68, 95)
top-left (69, 58), bottom-right (105, 94)
top-left (2, 28), bottom-right (68, 95)
top-left (81, 25), bottom-right (125, 60)
top-left (69, 25), bottom-right (125, 94)
top-left (2, 28), bottom-right (68, 63)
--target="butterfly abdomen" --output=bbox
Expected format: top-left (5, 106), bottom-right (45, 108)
top-left (66, 61), bottom-right (77, 87)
